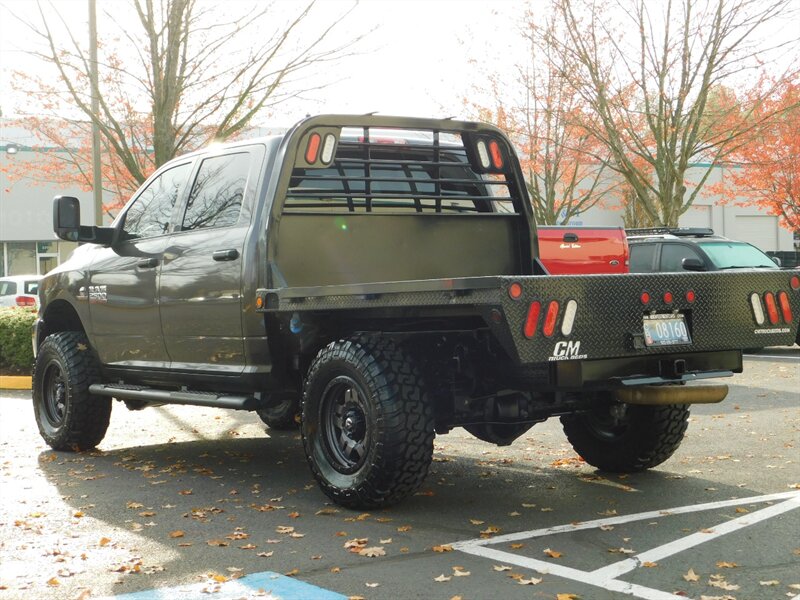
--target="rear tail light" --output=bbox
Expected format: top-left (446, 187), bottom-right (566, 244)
top-left (663, 291), bottom-right (673, 304)
top-left (15, 296), bottom-right (35, 307)
top-left (640, 292), bottom-right (650, 305)
top-left (685, 290), bottom-right (696, 303)
top-left (791, 275), bottom-right (800, 290)
top-left (763, 292), bottom-right (779, 325)
top-left (543, 301), bottom-right (560, 337)
top-left (778, 291), bottom-right (792, 323)
top-left (523, 301), bottom-right (541, 339)
top-left (750, 293), bottom-right (765, 325)
top-left (508, 282), bottom-right (523, 300)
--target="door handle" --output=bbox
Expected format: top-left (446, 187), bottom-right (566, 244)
top-left (212, 249), bottom-right (240, 261)
top-left (137, 257), bottom-right (159, 269)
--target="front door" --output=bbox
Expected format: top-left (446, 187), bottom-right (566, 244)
top-left (88, 162), bottom-right (192, 368)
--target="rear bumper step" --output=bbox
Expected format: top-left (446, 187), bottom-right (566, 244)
top-left (88, 384), bottom-right (261, 411)
top-left (614, 384), bottom-right (728, 405)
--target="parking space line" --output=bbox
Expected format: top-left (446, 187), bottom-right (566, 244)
top-left (451, 491), bottom-right (800, 600)
top-left (590, 494), bottom-right (800, 581)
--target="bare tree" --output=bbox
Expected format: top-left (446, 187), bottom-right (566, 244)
top-left (546, 0), bottom-right (797, 227)
top-left (470, 8), bottom-right (617, 225)
top-left (10, 0), bottom-right (363, 209)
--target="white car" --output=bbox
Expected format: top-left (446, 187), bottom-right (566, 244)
top-left (0, 275), bottom-right (42, 308)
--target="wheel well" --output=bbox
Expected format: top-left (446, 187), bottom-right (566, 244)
top-left (38, 300), bottom-right (86, 349)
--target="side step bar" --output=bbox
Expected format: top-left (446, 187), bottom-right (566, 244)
top-left (88, 384), bottom-right (262, 411)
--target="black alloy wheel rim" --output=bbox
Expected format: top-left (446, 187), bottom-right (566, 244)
top-left (584, 404), bottom-right (629, 441)
top-left (320, 376), bottom-right (370, 474)
top-left (43, 361), bottom-right (67, 427)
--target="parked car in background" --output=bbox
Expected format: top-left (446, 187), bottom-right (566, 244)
top-left (0, 275), bottom-right (42, 308)
top-left (627, 228), bottom-right (780, 273)
top-left (537, 226), bottom-right (629, 274)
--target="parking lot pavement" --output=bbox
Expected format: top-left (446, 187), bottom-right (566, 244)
top-left (1, 350), bottom-right (798, 600)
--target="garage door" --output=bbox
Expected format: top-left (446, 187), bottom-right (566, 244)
top-left (733, 215), bottom-right (778, 252)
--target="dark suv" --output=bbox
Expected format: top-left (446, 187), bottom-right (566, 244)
top-left (627, 228), bottom-right (780, 273)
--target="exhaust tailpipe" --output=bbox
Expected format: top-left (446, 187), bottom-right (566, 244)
top-left (614, 384), bottom-right (728, 406)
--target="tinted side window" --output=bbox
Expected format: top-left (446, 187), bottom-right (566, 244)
top-left (181, 153), bottom-right (251, 231)
top-left (123, 163), bottom-right (191, 239)
top-left (629, 243), bottom-right (657, 273)
top-left (0, 281), bottom-right (16, 295)
top-left (660, 244), bottom-right (702, 271)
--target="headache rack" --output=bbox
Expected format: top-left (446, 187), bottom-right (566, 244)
top-left (283, 125), bottom-right (523, 215)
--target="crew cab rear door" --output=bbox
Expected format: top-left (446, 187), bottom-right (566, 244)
top-left (159, 145), bottom-right (265, 374)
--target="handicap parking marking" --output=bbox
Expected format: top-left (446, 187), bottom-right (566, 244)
top-left (100, 570), bottom-right (346, 600)
top-left (451, 491), bottom-right (800, 600)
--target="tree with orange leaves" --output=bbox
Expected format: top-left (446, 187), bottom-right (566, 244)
top-left (716, 80), bottom-right (800, 230)
top-left (6, 0), bottom-right (362, 219)
top-left (467, 6), bottom-right (617, 226)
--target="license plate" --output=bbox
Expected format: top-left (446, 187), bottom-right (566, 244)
top-left (643, 314), bottom-right (691, 347)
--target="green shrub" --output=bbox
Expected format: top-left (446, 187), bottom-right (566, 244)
top-left (0, 307), bottom-right (36, 375)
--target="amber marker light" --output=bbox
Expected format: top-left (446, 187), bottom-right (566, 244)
top-left (508, 282), bottom-right (523, 300)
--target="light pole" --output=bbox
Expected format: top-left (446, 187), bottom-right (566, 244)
top-left (89, 0), bottom-right (103, 225)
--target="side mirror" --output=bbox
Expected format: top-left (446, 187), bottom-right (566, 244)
top-left (681, 257), bottom-right (706, 271)
top-left (52, 195), bottom-right (115, 245)
top-left (771, 256), bottom-right (782, 267)
top-left (53, 196), bottom-right (81, 241)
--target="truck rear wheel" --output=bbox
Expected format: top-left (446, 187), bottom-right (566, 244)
top-left (33, 332), bottom-right (111, 451)
top-left (560, 402), bottom-right (689, 472)
top-left (301, 336), bottom-right (434, 509)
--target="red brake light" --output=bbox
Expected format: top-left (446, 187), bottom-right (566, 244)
top-left (640, 292), bottom-right (650, 305)
top-left (488, 140), bottom-right (504, 170)
top-left (663, 291), bottom-right (673, 304)
top-left (305, 132), bottom-right (321, 163)
top-left (509, 282), bottom-right (523, 300)
top-left (15, 296), bottom-right (35, 307)
top-left (764, 292), bottom-right (779, 325)
top-left (523, 301), bottom-right (541, 338)
top-left (791, 276), bottom-right (800, 290)
top-left (686, 290), bottom-right (696, 303)
top-left (543, 301), bottom-right (559, 337)
top-left (778, 291), bottom-right (792, 323)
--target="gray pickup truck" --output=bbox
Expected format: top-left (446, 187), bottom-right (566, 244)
top-left (34, 114), bottom-right (800, 508)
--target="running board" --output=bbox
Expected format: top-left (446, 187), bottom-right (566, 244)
top-left (88, 384), bottom-right (261, 411)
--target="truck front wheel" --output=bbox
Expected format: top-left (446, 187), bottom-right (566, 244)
top-left (33, 332), bottom-right (111, 451)
top-left (301, 336), bottom-right (434, 509)
top-left (561, 402), bottom-right (689, 472)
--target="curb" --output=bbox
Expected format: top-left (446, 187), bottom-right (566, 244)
top-left (0, 375), bottom-right (32, 390)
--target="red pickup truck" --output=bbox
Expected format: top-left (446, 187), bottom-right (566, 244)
top-left (537, 226), bottom-right (630, 275)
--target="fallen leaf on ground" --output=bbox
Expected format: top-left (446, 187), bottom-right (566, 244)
top-left (544, 548), bottom-right (563, 558)
top-left (518, 577), bottom-right (542, 585)
top-left (315, 508), bottom-right (339, 516)
top-left (759, 580), bottom-right (779, 586)
top-left (344, 538), bottom-right (368, 550)
top-left (493, 565), bottom-right (512, 572)
top-left (178, 489), bottom-right (193, 496)
top-left (276, 526), bottom-right (294, 534)
top-left (358, 547), bottom-right (385, 557)
top-left (46, 578), bottom-right (60, 587)
top-left (608, 547), bottom-right (634, 555)
top-left (469, 519), bottom-right (485, 525)
top-left (716, 561), bottom-right (738, 568)
top-left (239, 544), bottom-right (257, 550)
top-left (285, 568), bottom-right (299, 577)
top-left (396, 525), bottom-right (412, 532)
top-left (126, 502), bottom-right (144, 509)
top-left (365, 582), bottom-right (379, 588)
top-left (642, 562), bottom-right (658, 568)
top-left (169, 531), bottom-right (184, 538)
top-left (683, 569), bottom-right (700, 582)
top-left (556, 594), bottom-right (579, 600)
top-left (453, 568), bottom-right (470, 577)
top-left (206, 539), bottom-right (229, 547)
top-left (379, 538), bottom-right (392, 544)
top-left (99, 537), bottom-right (112, 546)
top-left (510, 543), bottom-right (525, 549)
top-left (480, 526), bottom-right (500, 535)
top-left (599, 525), bottom-right (615, 531)
top-left (288, 512), bottom-right (300, 519)
top-left (257, 551), bottom-right (273, 558)
top-left (330, 567), bottom-right (341, 573)
top-left (432, 545), bottom-right (453, 553)
top-left (434, 574), bottom-right (451, 582)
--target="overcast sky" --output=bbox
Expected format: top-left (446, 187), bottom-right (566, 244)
top-left (0, 0), bottom-right (522, 126)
